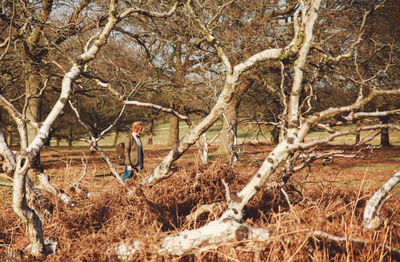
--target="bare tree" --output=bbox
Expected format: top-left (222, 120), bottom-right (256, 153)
top-left (0, 0), bottom-right (179, 257)
top-left (112, 0), bottom-right (400, 255)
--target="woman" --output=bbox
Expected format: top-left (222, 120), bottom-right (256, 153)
top-left (122, 121), bottom-right (144, 182)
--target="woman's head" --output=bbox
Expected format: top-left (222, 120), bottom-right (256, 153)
top-left (132, 121), bottom-right (144, 135)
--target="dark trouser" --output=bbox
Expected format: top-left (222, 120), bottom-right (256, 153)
top-left (122, 166), bottom-right (135, 182)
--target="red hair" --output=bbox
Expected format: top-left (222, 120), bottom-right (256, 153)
top-left (131, 121), bottom-right (144, 133)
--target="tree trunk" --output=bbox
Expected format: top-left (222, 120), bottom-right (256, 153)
top-left (353, 118), bottom-right (362, 145)
top-left (13, 157), bottom-right (45, 256)
top-left (379, 116), bottom-right (390, 147)
top-left (6, 130), bottom-right (12, 146)
top-left (4, 126), bottom-right (13, 146)
top-left (220, 110), bottom-right (237, 163)
top-left (168, 115), bottom-right (179, 146)
top-left (113, 129), bottom-right (119, 146)
top-left (44, 128), bottom-right (54, 147)
top-left (0, 129), bottom-right (16, 176)
top-left (68, 127), bottom-right (73, 147)
top-left (147, 119), bottom-right (154, 145)
top-left (271, 125), bottom-right (280, 145)
top-left (25, 65), bottom-right (41, 146)
top-left (219, 80), bottom-right (253, 164)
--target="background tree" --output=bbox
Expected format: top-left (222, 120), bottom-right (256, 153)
top-left (359, 0), bottom-right (400, 147)
top-left (1, 0), bottom-right (400, 258)
top-left (0, 0), bottom-right (100, 147)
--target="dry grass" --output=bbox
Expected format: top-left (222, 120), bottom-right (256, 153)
top-left (1, 144), bottom-right (400, 261)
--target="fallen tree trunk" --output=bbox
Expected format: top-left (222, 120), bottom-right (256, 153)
top-left (159, 214), bottom-right (271, 256)
top-left (363, 170), bottom-right (400, 230)
top-left (108, 214), bottom-right (271, 260)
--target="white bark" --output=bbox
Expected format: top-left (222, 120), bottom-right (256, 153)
top-left (287, 0), bottom-right (321, 139)
top-left (159, 217), bottom-right (271, 256)
top-left (13, 156), bottom-right (45, 256)
top-left (363, 171), bottom-right (400, 230)
top-left (229, 0), bottom-right (321, 213)
top-left (137, 7), bottom-right (331, 257)
top-left (11, 1), bottom-right (121, 256)
top-left (298, 89), bottom-right (400, 140)
top-left (105, 80), bottom-right (210, 165)
top-left (37, 172), bottom-right (74, 206)
top-left (3, 0), bottom-right (182, 258)
top-left (107, 0), bottom-right (400, 258)
top-left (108, 214), bottom-right (271, 258)
top-left (95, 145), bottom-right (124, 184)
top-left (185, 202), bottom-right (224, 224)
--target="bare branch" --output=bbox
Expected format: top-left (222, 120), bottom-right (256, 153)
top-left (159, 218), bottom-right (271, 256)
top-left (0, 95), bottom-right (31, 148)
top-left (317, 11), bottom-right (368, 63)
top-left (312, 230), bottom-right (400, 257)
top-left (98, 104), bottom-right (127, 141)
top-left (186, 0), bottom-right (233, 74)
top-left (296, 124), bottom-right (400, 151)
top-left (300, 88), bottom-right (400, 139)
top-left (36, 172), bottom-right (74, 206)
top-left (118, 1), bottom-right (179, 20)
top-left (26, 0), bottom-right (120, 155)
top-left (185, 202), bottom-right (224, 224)
top-left (68, 100), bottom-right (124, 184)
top-left (124, 100), bottom-right (189, 121)
top-left (206, 0), bottom-right (235, 28)
top-left (71, 157), bottom-right (88, 194)
top-left (23, 78), bottom-right (49, 122)
top-left (344, 109), bottom-right (400, 121)
top-left (13, 155), bottom-right (45, 256)
top-left (142, 1), bottom-right (310, 185)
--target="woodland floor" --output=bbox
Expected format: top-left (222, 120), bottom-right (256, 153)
top-left (1, 143), bottom-right (400, 261)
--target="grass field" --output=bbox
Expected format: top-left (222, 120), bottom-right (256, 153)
top-left (47, 120), bottom-right (400, 148)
